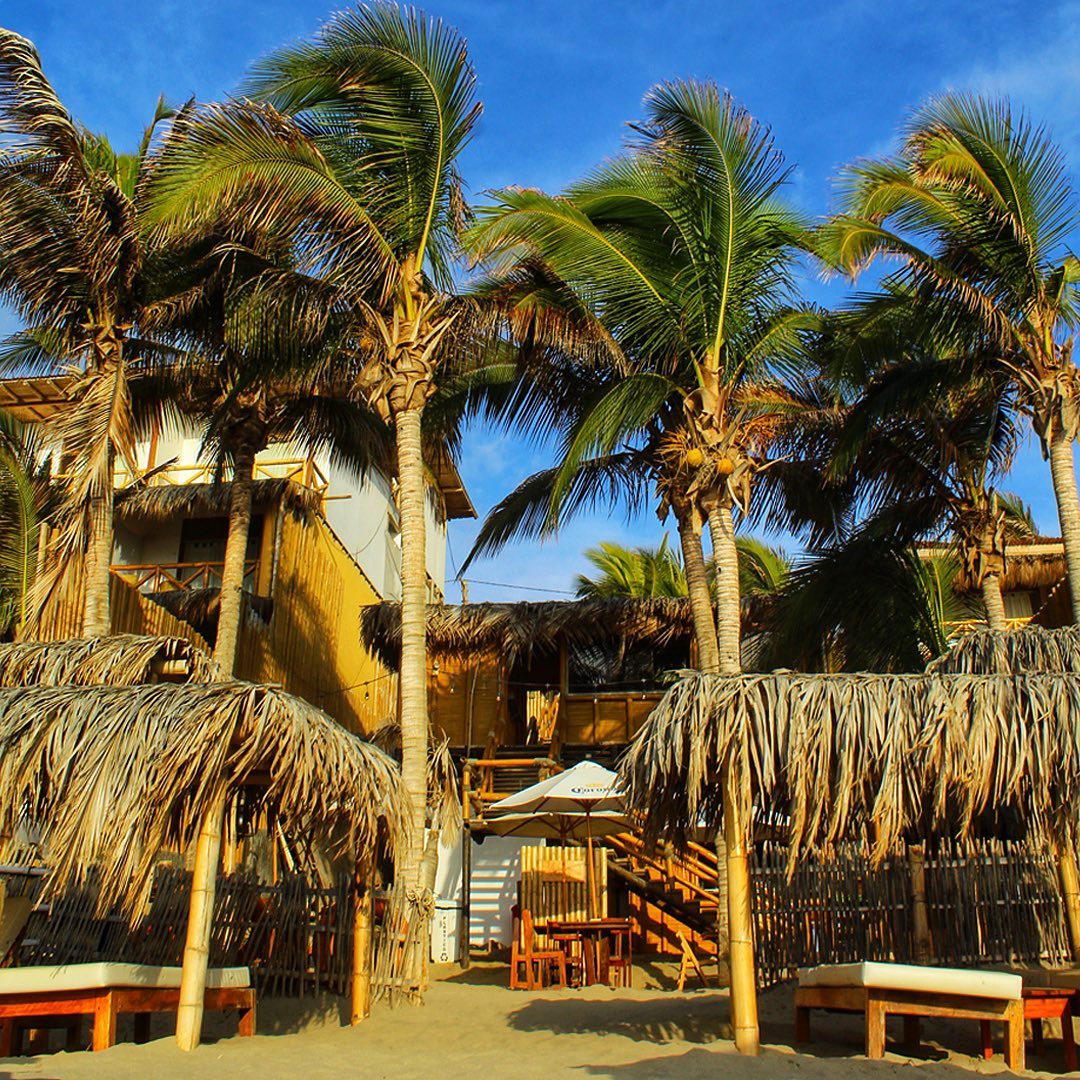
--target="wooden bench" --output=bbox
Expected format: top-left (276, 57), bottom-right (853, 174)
top-left (0, 963), bottom-right (255, 1054)
top-left (794, 961), bottom-right (1024, 1070)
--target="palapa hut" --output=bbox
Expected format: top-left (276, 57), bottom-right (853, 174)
top-left (0, 635), bottom-right (407, 1050)
top-left (363, 598), bottom-right (696, 754)
top-left (620, 658), bottom-right (1080, 1054)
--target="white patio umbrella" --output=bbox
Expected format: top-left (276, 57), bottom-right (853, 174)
top-left (489, 761), bottom-right (629, 917)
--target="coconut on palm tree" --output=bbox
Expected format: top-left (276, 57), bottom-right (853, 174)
top-left (143, 4), bottom-right (481, 887)
top-left (819, 94), bottom-right (1080, 620)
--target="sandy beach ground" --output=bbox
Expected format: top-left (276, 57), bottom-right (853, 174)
top-left (0, 963), bottom-right (1063, 1079)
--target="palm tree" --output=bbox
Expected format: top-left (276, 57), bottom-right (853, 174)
top-left (833, 372), bottom-right (1023, 631)
top-left (575, 536), bottom-right (687, 598)
top-left (144, 234), bottom-right (393, 675)
top-left (759, 533), bottom-right (973, 672)
top-left (466, 83), bottom-right (812, 680)
top-left (143, 4), bottom-right (481, 886)
top-left (0, 30), bottom-right (178, 636)
top-left (819, 94), bottom-right (1080, 620)
top-left (0, 408), bottom-right (45, 639)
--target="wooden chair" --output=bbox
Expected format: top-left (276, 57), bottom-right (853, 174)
top-left (510, 907), bottom-right (567, 990)
top-left (606, 923), bottom-right (633, 988)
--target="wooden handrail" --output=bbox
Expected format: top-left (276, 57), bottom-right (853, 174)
top-left (605, 833), bottom-right (719, 906)
top-left (111, 560), bottom-right (259, 593)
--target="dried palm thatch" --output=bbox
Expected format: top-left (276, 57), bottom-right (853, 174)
top-left (0, 681), bottom-right (406, 914)
top-left (0, 634), bottom-right (216, 686)
top-left (620, 670), bottom-right (1080, 867)
top-left (114, 479), bottom-right (320, 525)
top-left (363, 597), bottom-right (695, 664)
top-left (930, 625), bottom-right (1080, 674)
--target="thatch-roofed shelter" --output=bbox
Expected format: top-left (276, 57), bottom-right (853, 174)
top-left (363, 597), bottom-right (696, 664)
top-left (0, 675), bottom-right (406, 1049)
top-left (931, 624), bottom-right (1080, 674)
top-left (114, 478), bottom-right (320, 525)
top-left (620, 667), bottom-right (1080, 1054)
top-left (0, 634), bottom-right (216, 686)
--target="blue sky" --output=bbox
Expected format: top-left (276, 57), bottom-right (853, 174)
top-left (6, 1), bottom-right (1080, 600)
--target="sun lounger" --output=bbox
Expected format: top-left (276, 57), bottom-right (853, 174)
top-left (794, 961), bottom-right (1024, 1069)
top-left (0, 962), bottom-right (255, 1054)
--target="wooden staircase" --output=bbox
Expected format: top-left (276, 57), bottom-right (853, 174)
top-left (601, 833), bottom-right (722, 958)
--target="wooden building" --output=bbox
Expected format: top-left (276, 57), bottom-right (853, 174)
top-left (362, 597), bottom-right (695, 755)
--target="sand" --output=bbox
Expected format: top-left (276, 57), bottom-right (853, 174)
top-left (0, 963), bottom-right (1056, 1079)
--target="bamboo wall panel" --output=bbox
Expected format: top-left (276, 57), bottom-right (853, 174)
top-left (751, 839), bottom-right (1070, 990)
top-left (428, 658), bottom-right (507, 747)
top-left (235, 514), bottom-right (397, 734)
top-left (519, 845), bottom-right (607, 944)
top-left (38, 573), bottom-right (211, 652)
top-left (561, 695), bottom-right (663, 745)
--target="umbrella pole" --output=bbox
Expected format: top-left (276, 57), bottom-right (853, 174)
top-left (586, 809), bottom-right (599, 920)
top-left (177, 791), bottom-right (226, 1051)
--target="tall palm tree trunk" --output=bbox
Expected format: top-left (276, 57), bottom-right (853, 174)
top-left (980, 573), bottom-right (1008, 632)
top-left (214, 446), bottom-right (257, 674)
top-left (1048, 429), bottom-right (1080, 623)
top-left (82, 478), bottom-right (114, 638)
top-left (395, 405), bottom-right (429, 887)
top-left (707, 499), bottom-right (742, 675)
top-left (677, 508), bottom-right (720, 674)
top-left (707, 493), bottom-right (758, 1053)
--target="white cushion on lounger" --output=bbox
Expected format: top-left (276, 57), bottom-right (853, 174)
top-left (0, 963), bottom-right (250, 995)
top-left (798, 961), bottom-right (1021, 1000)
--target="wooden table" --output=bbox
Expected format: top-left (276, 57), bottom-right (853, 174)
top-left (981, 987), bottom-right (1076, 1070)
top-left (545, 919), bottom-right (633, 987)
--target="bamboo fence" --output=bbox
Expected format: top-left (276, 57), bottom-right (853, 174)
top-left (17, 868), bottom-right (358, 997)
top-left (751, 838), bottom-right (1070, 989)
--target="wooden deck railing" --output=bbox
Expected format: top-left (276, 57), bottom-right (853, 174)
top-left (113, 456), bottom-right (330, 497)
top-left (111, 560), bottom-right (259, 593)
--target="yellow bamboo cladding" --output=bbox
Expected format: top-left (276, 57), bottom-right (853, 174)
top-left (233, 513), bottom-right (397, 735)
top-left (351, 873), bottom-right (374, 1024)
top-left (520, 845), bottom-right (606, 937)
top-left (1057, 846), bottom-right (1080, 962)
top-left (176, 793), bottom-right (226, 1052)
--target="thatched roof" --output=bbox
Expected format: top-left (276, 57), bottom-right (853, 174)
top-left (620, 670), bottom-right (1080, 864)
top-left (918, 539), bottom-right (1066, 594)
top-left (362, 598), bottom-right (695, 664)
top-left (0, 680), bottom-right (406, 913)
top-left (0, 635), bottom-right (216, 686)
top-left (930, 625), bottom-right (1080, 674)
top-left (114, 479), bottom-right (320, 525)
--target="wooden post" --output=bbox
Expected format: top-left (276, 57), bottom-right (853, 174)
top-left (460, 826), bottom-right (472, 969)
top-left (907, 843), bottom-right (932, 964)
top-left (724, 756), bottom-right (759, 1055)
top-left (176, 793), bottom-right (226, 1051)
top-left (1058, 845), bottom-right (1080, 962)
top-left (351, 871), bottom-right (374, 1024)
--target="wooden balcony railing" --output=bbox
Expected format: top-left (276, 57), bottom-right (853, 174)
top-left (113, 457), bottom-right (330, 497)
top-left (111, 560), bottom-right (259, 594)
